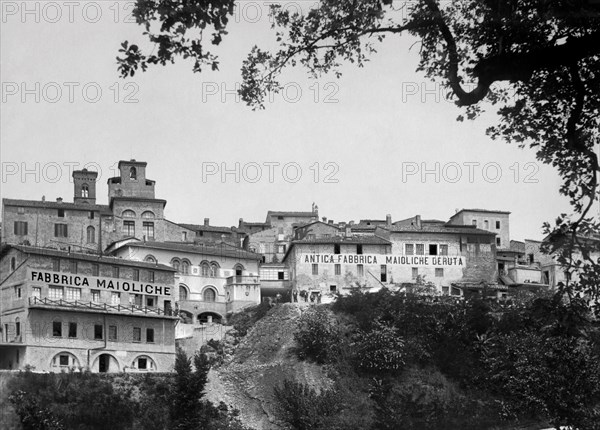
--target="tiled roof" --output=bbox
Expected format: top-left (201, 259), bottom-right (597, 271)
top-left (3, 198), bottom-right (109, 212)
top-left (123, 241), bottom-right (263, 260)
top-left (178, 223), bottom-right (234, 234)
top-left (291, 235), bottom-right (392, 245)
top-left (450, 208), bottom-right (511, 216)
top-left (267, 211), bottom-right (317, 218)
top-left (7, 244), bottom-right (176, 271)
top-left (381, 223), bottom-right (495, 236)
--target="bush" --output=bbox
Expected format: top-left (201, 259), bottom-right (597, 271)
top-left (229, 301), bottom-right (271, 337)
top-left (294, 306), bottom-right (340, 363)
top-left (274, 379), bottom-right (340, 430)
top-left (353, 320), bottom-right (405, 374)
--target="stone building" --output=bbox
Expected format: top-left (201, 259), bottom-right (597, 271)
top-left (0, 245), bottom-right (177, 372)
top-left (107, 240), bottom-right (262, 324)
top-left (447, 208), bottom-right (510, 249)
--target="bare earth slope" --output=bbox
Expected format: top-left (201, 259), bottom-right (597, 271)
top-left (204, 303), bottom-right (333, 430)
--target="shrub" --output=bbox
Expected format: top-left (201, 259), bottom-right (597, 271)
top-left (274, 379), bottom-right (340, 430)
top-left (229, 301), bottom-right (271, 337)
top-left (9, 390), bottom-right (65, 430)
top-left (294, 306), bottom-right (340, 363)
top-left (353, 320), bottom-right (405, 374)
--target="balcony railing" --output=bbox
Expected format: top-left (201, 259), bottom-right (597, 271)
top-left (226, 275), bottom-right (259, 285)
top-left (28, 297), bottom-right (174, 317)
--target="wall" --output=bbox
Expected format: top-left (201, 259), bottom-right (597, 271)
top-left (448, 211), bottom-right (510, 249)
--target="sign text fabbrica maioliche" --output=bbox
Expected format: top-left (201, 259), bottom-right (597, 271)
top-left (302, 254), bottom-right (465, 267)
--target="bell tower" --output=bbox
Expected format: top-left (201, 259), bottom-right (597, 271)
top-left (73, 168), bottom-right (98, 204)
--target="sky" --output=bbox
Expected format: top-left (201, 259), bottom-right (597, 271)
top-left (0, 1), bottom-right (582, 241)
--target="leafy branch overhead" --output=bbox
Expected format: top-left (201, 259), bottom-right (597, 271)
top-left (118, 0), bottom-right (600, 300)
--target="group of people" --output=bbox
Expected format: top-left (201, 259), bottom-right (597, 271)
top-left (291, 289), bottom-right (322, 304)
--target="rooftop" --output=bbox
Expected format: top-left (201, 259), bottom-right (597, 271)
top-left (122, 240), bottom-right (263, 260)
top-left (3, 198), bottom-right (109, 212)
top-left (379, 223), bottom-right (496, 236)
top-left (178, 223), bottom-right (234, 234)
top-left (450, 208), bottom-right (511, 217)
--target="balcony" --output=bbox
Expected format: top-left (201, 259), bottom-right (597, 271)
top-left (226, 275), bottom-right (259, 285)
top-left (28, 297), bottom-right (177, 318)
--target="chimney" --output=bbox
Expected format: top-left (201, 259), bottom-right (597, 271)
top-left (386, 214), bottom-right (392, 227)
top-left (41, 195), bottom-right (45, 202)
top-left (328, 220), bottom-right (333, 225)
top-left (56, 197), bottom-right (63, 203)
top-left (322, 217), bottom-right (327, 223)
top-left (416, 215), bottom-right (422, 229)
top-left (239, 218), bottom-right (243, 226)
top-left (349, 220), bottom-right (354, 226)
top-left (204, 218), bottom-right (209, 226)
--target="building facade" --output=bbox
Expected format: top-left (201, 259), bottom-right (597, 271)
top-left (0, 245), bottom-right (177, 372)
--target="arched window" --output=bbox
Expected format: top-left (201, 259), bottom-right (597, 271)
top-left (171, 258), bottom-right (180, 272)
top-left (122, 210), bottom-right (136, 218)
top-left (181, 260), bottom-right (190, 275)
top-left (179, 285), bottom-right (188, 301)
top-left (132, 355), bottom-right (156, 371)
top-left (87, 226), bottom-right (96, 244)
top-left (234, 264), bottom-right (244, 276)
top-left (144, 255), bottom-right (157, 264)
top-left (203, 288), bottom-right (216, 302)
top-left (81, 184), bottom-right (89, 198)
top-left (129, 167), bottom-right (137, 180)
top-left (52, 352), bottom-right (80, 368)
top-left (201, 262), bottom-right (210, 277)
top-left (210, 262), bottom-right (220, 277)
top-left (141, 211), bottom-right (155, 219)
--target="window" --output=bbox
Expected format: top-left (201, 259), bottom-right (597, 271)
top-left (429, 244), bottom-right (438, 256)
top-left (133, 327), bottom-right (141, 342)
top-left (277, 244), bottom-right (286, 253)
top-left (146, 296), bottom-right (156, 307)
top-left (112, 266), bottom-right (120, 278)
top-left (145, 255), bottom-right (157, 264)
top-left (416, 244), bottom-right (424, 255)
top-left (92, 263), bottom-right (99, 276)
top-left (59, 355), bottom-right (69, 366)
top-left (53, 321), bottom-right (62, 337)
top-left (111, 292), bottom-right (121, 305)
top-left (334, 244), bottom-right (341, 254)
top-left (81, 184), bottom-right (89, 197)
top-left (13, 221), bottom-right (28, 236)
top-left (357, 244), bottom-right (363, 254)
top-left (70, 260), bottom-right (78, 274)
top-left (15, 286), bottom-right (21, 298)
top-left (54, 223), bottom-right (68, 237)
top-left (65, 287), bottom-right (81, 301)
top-left (15, 318), bottom-right (21, 337)
top-left (138, 357), bottom-right (148, 370)
top-left (31, 287), bottom-right (41, 299)
top-left (17, 206), bottom-right (25, 214)
top-left (334, 264), bottom-right (341, 275)
top-left (201, 263), bottom-right (210, 277)
top-left (312, 264), bottom-right (319, 275)
top-left (142, 222), bottom-right (154, 239)
top-left (528, 253), bottom-right (535, 264)
top-left (53, 258), bottom-right (60, 271)
top-left (94, 324), bottom-right (103, 340)
top-left (129, 166), bottom-right (137, 180)
top-left (278, 271), bottom-right (285, 280)
top-left (68, 322), bottom-right (77, 338)
top-left (146, 328), bottom-right (154, 343)
top-left (91, 290), bottom-right (101, 302)
top-left (210, 264), bottom-right (219, 277)
top-left (108, 326), bottom-right (117, 341)
top-left (49, 286), bottom-right (64, 300)
top-left (472, 219), bottom-right (477, 226)
top-left (435, 268), bottom-right (444, 278)
top-left (484, 220), bottom-right (489, 229)
top-left (87, 226), bottom-right (95, 243)
top-left (123, 220), bottom-right (135, 236)
top-left (133, 269), bottom-right (139, 281)
top-left (172, 260), bottom-right (180, 272)
top-left (122, 209), bottom-right (136, 218)
top-left (496, 220), bottom-right (501, 229)
top-left (277, 216), bottom-right (284, 220)
top-left (440, 245), bottom-right (448, 256)
top-left (357, 264), bottom-right (364, 277)
top-left (58, 209), bottom-right (65, 217)
top-left (181, 261), bottom-right (190, 275)
top-left (142, 211), bottom-right (155, 219)
top-left (203, 288), bottom-right (216, 302)
top-left (182, 231), bottom-right (187, 242)
top-left (412, 267), bottom-right (418, 279)
top-left (148, 271), bottom-right (155, 282)
top-left (496, 237), bottom-right (501, 247)
top-left (10, 257), bottom-right (16, 271)
top-left (405, 244), bottom-right (414, 255)
top-left (330, 285), bottom-right (337, 292)
top-left (307, 234), bottom-right (316, 240)
top-left (133, 294), bottom-right (143, 307)
top-left (380, 265), bottom-right (387, 282)
top-left (89, 211), bottom-right (95, 219)
top-left (179, 286), bottom-right (188, 301)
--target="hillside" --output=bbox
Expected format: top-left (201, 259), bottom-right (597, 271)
top-left (204, 303), bottom-right (332, 430)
